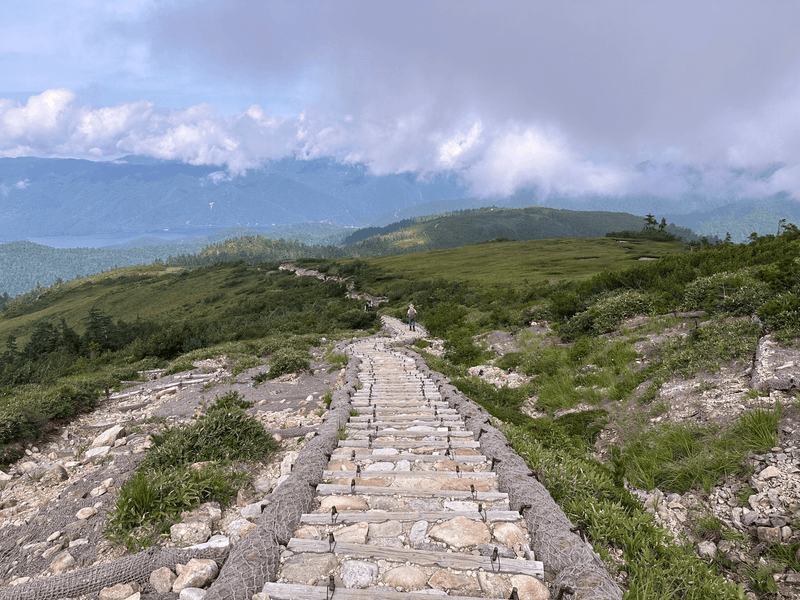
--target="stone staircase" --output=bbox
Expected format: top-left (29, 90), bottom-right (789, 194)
top-left (263, 337), bottom-right (548, 599)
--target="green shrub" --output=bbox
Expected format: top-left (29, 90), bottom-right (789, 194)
top-left (231, 355), bottom-right (262, 377)
top-left (656, 319), bottom-right (762, 377)
top-left (267, 347), bottom-right (311, 379)
top-left (682, 268), bottom-right (771, 315)
top-left (140, 391), bottom-right (276, 471)
top-left (506, 424), bottom-right (747, 599)
top-left (105, 465), bottom-right (246, 550)
top-left (560, 289), bottom-right (653, 338)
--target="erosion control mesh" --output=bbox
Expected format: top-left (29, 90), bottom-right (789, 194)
top-left (203, 354), bottom-right (361, 600)
top-left (0, 546), bottom-right (229, 600)
top-left (393, 343), bottom-right (623, 600)
top-left (0, 356), bottom-right (360, 600)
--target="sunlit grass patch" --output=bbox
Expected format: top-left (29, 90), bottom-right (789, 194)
top-left (620, 406), bottom-right (779, 494)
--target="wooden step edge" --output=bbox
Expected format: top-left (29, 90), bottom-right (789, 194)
top-left (348, 421), bottom-right (465, 427)
top-left (330, 453), bottom-right (487, 463)
top-left (339, 440), bottom-right (481, 449)
top-left (323, 470), bottom-right (496, 479)
top-left (349, 416), bottom-right (461, 422)
top-left (346, 431), bottom-right (475, 438)
top-left (300, 510), bottom-right (523, 524)
top-left (286, 539), bottom-right (544, 578)
top-left (316, 483), bottom-right (507, 500)
top-left (263, 582), bottom-right (508, 600)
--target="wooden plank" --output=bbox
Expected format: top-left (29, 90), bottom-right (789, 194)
top-left (354, 407), bottom-right (458, 415)
top-left (339, 440), bottom-right (480, 449)
top-left (286, 539), bottom-right (544, 577)
top-left (316, 483), bottom-right (507, 500)
top-left (349, 415), bottom-right (461, 423)
top-left (351, 400), bottom-right (448, 407)
top-left (346, 429), bottom-right (474, 438)
top-left (323, 470), bottom-right (496, 479)
top-left (300, 510), bottom-right (523, 524)
top-left (348, 421), bottom-right (465, 429)
top-left (330, 453), bottom-right (486, 463)
top-left (263, 582), bottom-right (507, 600)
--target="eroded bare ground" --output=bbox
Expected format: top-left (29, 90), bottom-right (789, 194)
top-left (462, 314), bottom-right (800, 596)
top-left (0, 344), bottom-right (349, 592)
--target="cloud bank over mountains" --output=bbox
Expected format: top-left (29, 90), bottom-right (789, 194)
top-left (2, 1), bottom-right (800, 204)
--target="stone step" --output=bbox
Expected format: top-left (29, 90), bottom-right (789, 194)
top-left (347, 417), bottom-right (461, 424)
top-left (263, 583), bottom-right (508, 600)
top-left (338, 440), bottom-right (480, 449)
top-left (352, 407), bottom-right (458, 415)
top-left (347, 422), bottom-right (466, 430)
top-left (316, 483), bottom-right (507, 501)
top-left (351, 400), bottom-right (447, 407)
top-left (330, 451), bottom-right (487, 464)
top-left (300, 510), bottom-right (523, 525)
top-left (286, 539), bottom-right (544, 577)
top-left (346, 429), bottom-right (475, 439)
top-left (349, 415), bottom-right (461, 423)
top-left (324, 470), bottom-right (496, 480)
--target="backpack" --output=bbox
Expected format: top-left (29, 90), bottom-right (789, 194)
top-left (408, 308), bottom-right (417, 320)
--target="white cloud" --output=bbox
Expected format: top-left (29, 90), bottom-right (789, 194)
top-left (14, 179), bottom-right (29, 189)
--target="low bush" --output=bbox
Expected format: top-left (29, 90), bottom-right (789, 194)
top-left (140, 391), bottom-right (276, 471)
top-left (560, 289), bottom-right (654, 339)
top-left (231, 355), bottom-right (262, 377)
top-left (105, 465), bottom-right (247, 550)
top-left (106, 391), bottom-right (273, 549)
top-left (506, 423), bottom-right (747, 599)
top-left (267, 347), bottom-right (311, 379)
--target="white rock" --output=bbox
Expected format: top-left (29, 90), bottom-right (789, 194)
top-left (91, 425), bottom-right (125, 448)
top-left (340, 560), bottom-right (378, 588)
top-left (172, 558), bottom-right (219, 592)
top-left (76, 507), bottom-right (97, 520)
top-left (759, 466), bottom-right (781, 480)
top-left (84, 446), bottom-right (111, 462)
top-left (697, 540), bottom-right (717, 559)
top-left (179, 588), bottom-right (207, 600)
top-left (364, 462), bottom-right (394, 471)
top-left (188, 535), bottom-right (230, 551)
top-left (280, 451), bottom-right (299, 477)
top-left (409, 520), bottom-right (428, 546)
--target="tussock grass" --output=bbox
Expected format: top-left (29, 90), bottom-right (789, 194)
top-left (621, 405), bottom-right (779, 494)
top-left (105, 391), bottom-right (276, 549)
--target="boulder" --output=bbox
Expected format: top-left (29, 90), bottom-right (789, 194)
top-left (340, 560), bottom-right (378, 588)
top-left (170, 522), bottom-right (211, 546)
top-left (382, 565), bottom-right (427, 591)
top-left (92, 425), bottom-right (126, 448)
top-left (172, 558), bottom-right (219, 592)
top-left (150, 567), bottom-right (177, 594)
top-left (428, 516), bottom-right (491, 548)
top-left (752, 335), bottom-right (799, 391)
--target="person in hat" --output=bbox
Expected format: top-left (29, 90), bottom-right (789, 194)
top-left (407, 303), bottom-right (417, 331)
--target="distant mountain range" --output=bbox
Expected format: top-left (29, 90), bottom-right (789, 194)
top-left (1, 206), bottom-right (700, 297)
top-left (0, 155), bottom-right (467, 238)
top-left (1, 155), bottom-right (799, 244)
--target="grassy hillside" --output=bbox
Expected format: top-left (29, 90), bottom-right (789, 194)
top-left (2, 224), bottom-right (799, 599)
top-left (1, 206), bottom-right (701, 299)
top-left (346, 205), bottom-right (704, 253)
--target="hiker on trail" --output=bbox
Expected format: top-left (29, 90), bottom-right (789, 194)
top-left (364, 299), bottom-right (372, 312)
top-left (407, 303), bottom-right (417, 331)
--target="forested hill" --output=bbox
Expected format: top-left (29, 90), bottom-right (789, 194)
top-left (346, 206), bottom-right (703, 252)
top-left (2, 206), bottom-right (701, 297)
top-left (171, 206), bottom-right (702, 267)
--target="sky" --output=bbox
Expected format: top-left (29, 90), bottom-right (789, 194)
top-left (2, 0), bottom-right (800, 201)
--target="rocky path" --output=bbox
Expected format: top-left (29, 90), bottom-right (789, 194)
top-left (264, 320), bottom-right (549, 599)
